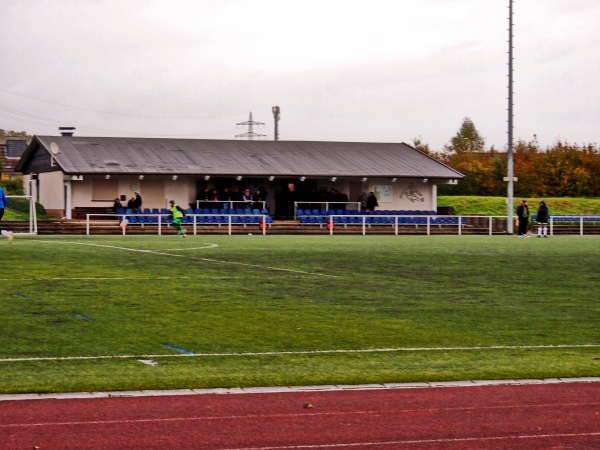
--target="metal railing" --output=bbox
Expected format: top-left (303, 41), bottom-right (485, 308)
top-left (85, 213), bottom-right (270, 236)
top-left (83, 213), bottom-right (600, 236)
top-left (293, 202), bottom-right (361, 219)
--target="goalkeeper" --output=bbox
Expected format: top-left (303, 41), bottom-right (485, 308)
top-left (168, 200), bottom-right (187, 237)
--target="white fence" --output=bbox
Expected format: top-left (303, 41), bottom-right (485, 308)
top-left (82, 213), bottom-right (600, 236)
top-left (85, 213), bottom-right (270, 236)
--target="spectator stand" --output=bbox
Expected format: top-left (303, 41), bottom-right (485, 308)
top-left (293, 202), bottom-right (361, 220)
top-left (319, 211), bottom-right (469, 236)
top-left (85, 208), bottom-right (273, 236)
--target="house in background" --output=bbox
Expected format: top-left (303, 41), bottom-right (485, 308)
top-left (1, 139), bottom-right (28, 179)
top-left (16, 130), bottom-right (463, 219)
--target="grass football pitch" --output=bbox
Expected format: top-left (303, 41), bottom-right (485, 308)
top-left (0, 234), bottom-right (598, 394)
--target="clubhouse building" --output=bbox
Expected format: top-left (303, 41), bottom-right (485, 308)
top-left (16, 131), bottom-right (463, 219)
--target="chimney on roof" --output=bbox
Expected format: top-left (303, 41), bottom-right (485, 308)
top-left (59, 127), bottom-right (76, 137)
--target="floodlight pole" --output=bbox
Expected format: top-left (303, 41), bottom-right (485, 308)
top-left (506, 0), bottom-right (515, 234)
top-left (272, 106), bottom-right (280, 141)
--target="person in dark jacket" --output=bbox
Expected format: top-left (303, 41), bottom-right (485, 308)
top-left (516, 199), bottom-right (530, 237)
top-left (131, 191), bottom-right (142, 211)
top-left (536, 201), bottom-right (550, 238)
top-left (366, 192), bottom-right (378, 213)
top-left (112, 198), bottom-right (123, 212)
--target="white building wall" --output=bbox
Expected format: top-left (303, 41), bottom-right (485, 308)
top-left (341, 178), bottom-right (437, 212)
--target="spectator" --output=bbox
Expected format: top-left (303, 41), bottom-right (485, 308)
top-left (366, 191), bottom-right (379, 213)
top-left (242, 189), bottom-right (254, 211)
top-left (131, 191), bottom-right (142, 211)
top-left (112, 197), bottom-right (123, 212)
top-left (126, 196), bottom-right (136, 211)
top-left (536, 201), bottom-right (550, 238)
top-left (516, 199), bottom-right (530, 237)
top-left (253, 188), bottom-right (266, 210)
top-left (220, 188), bottom-right (233, 210)
top-left (359, 191), bottom-right (368, 211)
top-left (200, 187), bottom-right (211, 209)
top-left (338, 190), bottom-right (348, 210)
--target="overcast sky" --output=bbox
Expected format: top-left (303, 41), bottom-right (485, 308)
top-left (1, 0), bottom-right (598, 150)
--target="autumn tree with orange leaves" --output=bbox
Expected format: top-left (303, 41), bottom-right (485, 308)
top-left (424, 118), bottom-right (600, 197)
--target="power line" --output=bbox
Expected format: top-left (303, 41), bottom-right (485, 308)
top-left (0, 87), bottom-right (239, 120)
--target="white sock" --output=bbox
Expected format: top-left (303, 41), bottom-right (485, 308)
top-left (1, 230), bottom-right (10, 237)
top-left (543, 226), bottom-right (548, 236)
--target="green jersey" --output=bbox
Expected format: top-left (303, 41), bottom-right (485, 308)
top-left (170, 205), bottom-right (184, 219)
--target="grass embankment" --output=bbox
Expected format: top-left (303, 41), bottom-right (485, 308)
top-left (0, 235), bottom-right (598, 394)
top-left (438, 196), bottom-right (600, 216)
top-left (3, 197), bottom-right (52, 220)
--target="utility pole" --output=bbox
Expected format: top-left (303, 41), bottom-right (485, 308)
top-left (272, 106), bottom-right (280, 141)
top-left (506, 0), bottom-right (515, 234)
top-left (235, 112), bottom-right (266, 139)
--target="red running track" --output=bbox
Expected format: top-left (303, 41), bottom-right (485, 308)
top-left (1, 382), bottom-right (599, 449)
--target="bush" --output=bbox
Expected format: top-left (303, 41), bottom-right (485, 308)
top-left (0, 177), bottom-right (25, 195)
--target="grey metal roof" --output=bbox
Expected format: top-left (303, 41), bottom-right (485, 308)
top-left (19, 136), bottom-right (463, 179)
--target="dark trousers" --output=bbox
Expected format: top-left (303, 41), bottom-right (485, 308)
top-left (518, 217), bottom-right (528, 235)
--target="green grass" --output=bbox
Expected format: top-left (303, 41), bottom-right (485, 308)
top-left (0, 234), bottom-right (598, 394)
top-left (438, 196), bottom-right (600, 216)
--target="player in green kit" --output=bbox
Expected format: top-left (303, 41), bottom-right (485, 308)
top-left (168, 200), bottom-right (187, 237)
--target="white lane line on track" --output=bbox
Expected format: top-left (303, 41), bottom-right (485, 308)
top-left (221, 432), bottom-right (600, 449)
top-left (4, 401), bottom-right (599, 427)
top-left (0, 344), bottom-right (598, 363)
top-left (3, 402), bottom-right (599, 426)
top-left (30, 240), bottom-right (338, 278)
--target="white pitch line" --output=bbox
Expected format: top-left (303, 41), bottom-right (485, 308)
top-left (161, 244), bottom-right (219, 251)
top-left (1, 276), bottom-right (195, 281)
top-left (31, 239), bottom-right (338, 278)
top-left (0, 344), bottom-right (598, 363)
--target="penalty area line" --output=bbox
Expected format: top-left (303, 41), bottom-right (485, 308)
top-left (1, 344), bottom-right (598, 363)
top-left (30, 239), bottom-right (338, 278)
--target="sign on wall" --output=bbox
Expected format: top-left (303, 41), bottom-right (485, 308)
top-left (372, 185), bottom-right (393, 203)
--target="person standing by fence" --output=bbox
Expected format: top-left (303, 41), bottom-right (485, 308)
top-left (536, 201), bottom-right (550, 238)
top-left (516, 199), bottom-right (530, 237)
top-left (0, 185), bottom-right (14, 243)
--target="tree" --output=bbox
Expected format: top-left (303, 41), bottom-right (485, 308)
top-left (445, 117), bottom-right (485, 154)
top-left (0, 129), bottom-right (30, 140)
top-left (411, 137), bottom-right (433, 155)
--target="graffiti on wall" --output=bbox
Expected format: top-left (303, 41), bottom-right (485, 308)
top-left (400, 183), bottom-right (425, 203)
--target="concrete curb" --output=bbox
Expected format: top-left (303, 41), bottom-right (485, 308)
top-left (1, 377), bottom-right (598, 402)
